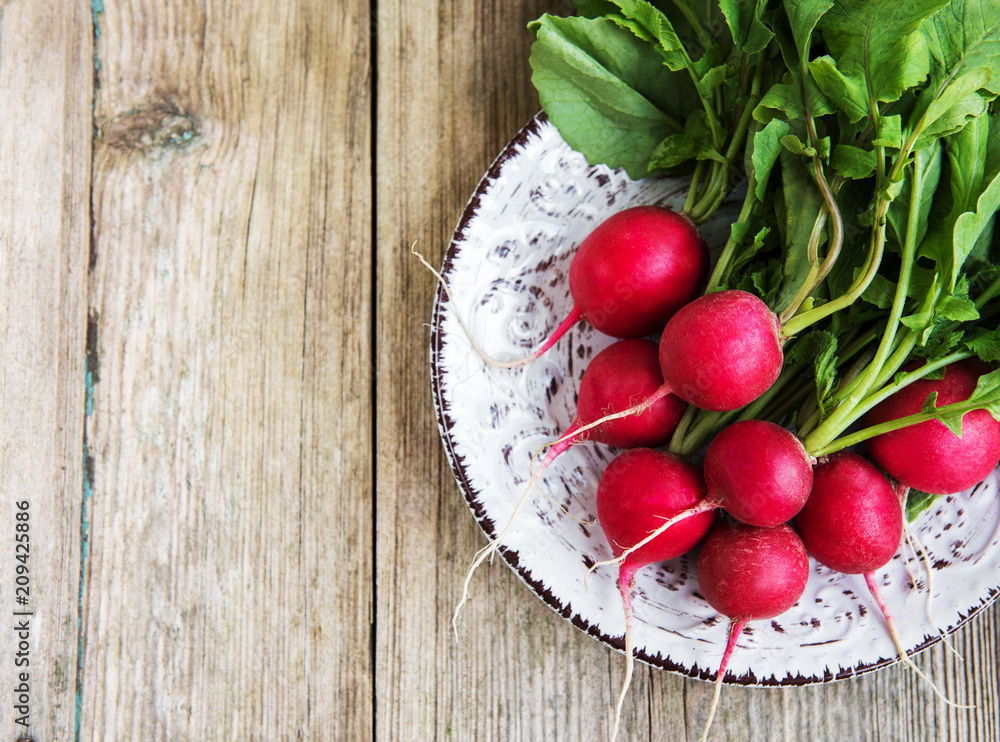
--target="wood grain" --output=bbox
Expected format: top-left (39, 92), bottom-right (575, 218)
top-left (372, 0), bottom-right (616, 739)
top-left (79, 0), bottom-right (372, 738)
top-left (0, 1), bottom-right (92, 738)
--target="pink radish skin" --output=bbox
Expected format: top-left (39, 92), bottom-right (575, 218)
top-left (566, 338), bottom-right (686, 451)
top-left (795, 451), bottom-right (903, 574)
top-left (863, 359), bottom-right (1000, 495)
top-left (596, 448), bottom-right (715, 742)
top-left (794, 452), bottom-right (902, 575)
top-left (453, 341), bottom-right (685, 633)
top-left (567, 290), bottom-right (786, 449)
top-left (792, 452), bottom-right (959, 704)
top-left (696, 521), bottom-right (810, 742)
top-left (698, 521), bottom-right (809, 623)
top-left (597, 449), bottom-right (714, 572)
top-left (514, 206), bottom-right (709, 365)
top-left (659, 289), bottom-right (783, 411)
top-left (593, 420), bottom-right (813, 570)
top-left (568, 206), bottom-right (709, 338)
top-left (704, 420), bottom-right (814, 526)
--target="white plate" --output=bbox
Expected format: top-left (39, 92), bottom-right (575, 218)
top-left (430, 114), bottom-right (1000, 685)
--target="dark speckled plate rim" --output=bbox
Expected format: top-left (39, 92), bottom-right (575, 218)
top-left (429, 112), bottom-right (1000, 687)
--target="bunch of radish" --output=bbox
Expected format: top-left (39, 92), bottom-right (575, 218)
top-left (429, 0), bottom-right (1000, 738)
top-left (439, 193), bottom-right (1000, 741)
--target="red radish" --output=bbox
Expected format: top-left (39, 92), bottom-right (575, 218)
top-left (563, 290), bottom-right (785, 448)
top-left (596, 448), bottom-right (715, 742)
top-left (704, 420), bottom-right (814, 526)
top-left (568, 339), bottom-right (686, 450)
top-left (864, 358), bottom-right (1000, 494)
top-left (567, 206), bottom-right (709, 338)
top-left (453, 340), bottom-right (685, 632)
top-left (477, 206), bottom-right (709, 367)
top-left (793, 452), bottom-right (962, 704)
top-left (696, 521), bottom-right (809, 742)
top-left (592, 420), bottom-right (813, 571)
top-left (794, 452), bottom-right (902, 574)
top-left (658, 290), bottom-right (783, 411)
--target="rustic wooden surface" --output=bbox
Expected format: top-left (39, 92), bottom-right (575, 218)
top-left (0, 1), bottom-right (997, 740)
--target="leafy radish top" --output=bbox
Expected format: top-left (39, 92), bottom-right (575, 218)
top-left (527, 0), bottom-right (1000, 519)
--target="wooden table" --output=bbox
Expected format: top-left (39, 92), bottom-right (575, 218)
top-left (1, 1), bottom-right (997, 740)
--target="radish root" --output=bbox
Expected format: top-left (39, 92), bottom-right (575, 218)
top-left (896, 485), bottom-right (962, 660)
top-left (863, 573), bottom-right (973, 709)
top-left (610, 567), bottom-right (639, 742)
top-left (587, 498), bottom-right (719, 576)
top-left (544, 384), bottom-right (674, 452)
top-left (452, 435), bottom-right (576, 636)
top-left (701, 616), bottom-right (750, 742)
top-left (412, 242), bottom-right (579, 368)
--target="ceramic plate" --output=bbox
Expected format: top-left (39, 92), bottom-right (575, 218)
top-left (430, 114), bottom-right (1000, 685)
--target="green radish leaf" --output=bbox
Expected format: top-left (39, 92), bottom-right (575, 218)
top-left (694, 62), bottom-right (729, 97)
top-left (814, 333), bottom-right (840, 418)
top-left (815, 0), bottom-right (951, 111)
top-left (912, 72), bottom-right (992, 146)
top-left (751, 118), bottom-right (790, 201)
top-left (921, 0), bottom-right (1000, 97)
top-left (963, 367), bottom-right (1000, 422)
top-left (966, 326), bottom-right (1000, 362)
top-left (951, 171), bottom-right (1000, 283)
top-left (934, 408), bottom-right (966, 438)
top-left (908, 0), bottom-right (1000, 144)
top-left (720, 0), bottom-right (773, 54)
top-left (573, 0), bottom-right (619, 17)
top-left (807, 56), bottom-right (869, 122)
top-left (920, 160), bottom-right (1000, 291)
top-left (906, 489), bottom-right (939, 521)
top-left (730, 220), bottom-right (752, 245)
top-left (776, 151), bottom-right (825, 313)
top-left (785, 0), bottom-right (835, 63)
top-left (529, 14), bottom-right (693, 179)
top-left (900, 309), bottom-right (938, 345)
top-left (648, 130), bottom-right (726, 170)
top-left (738, 259), bottom-right (784, 307)
top-left (648, 133), bottom-right (695, 169)
top-left (603, 0), bottom-right (718, 72)
top-left (780, 133), bottom-right (816, 157)
top-left (946, 112), bottom-right (992, 212)
top-left (935, 294), bottom-right (980, 322)
top-left (784, 330), bottom-right (839, 418)
top-left (729, 225), bottom-right (773, 276)
top-left (919, 390), bottom-right (941, 415)
top-left (914, 328), bottom-right (965, 362)
top-left (919, 115), bottom-right (990, 280)
top-left (860, 273), bottom-right (898, 309)
top-left (830, 144), bottom-right (876, 178)
top-left (755, 75), bottom-right (836, 123)
top-left (872, 115), bottom-right (903, 148)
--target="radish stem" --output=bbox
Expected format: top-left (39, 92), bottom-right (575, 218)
top-left (701, 616), bottom-right (750, 742)
top-left (610, 565), bottom-right (640, 742)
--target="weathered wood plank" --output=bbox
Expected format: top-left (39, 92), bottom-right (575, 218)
top-left (374, 2), bottom-right (629, 740)
top-left (80, 1), bottom-right (372, 738)
top-left (0, 1), bottom-right (92, 738)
